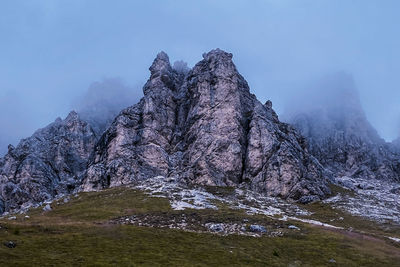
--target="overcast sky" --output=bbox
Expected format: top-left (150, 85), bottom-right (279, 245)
top-left (1, 0), bottom-right (399, 155)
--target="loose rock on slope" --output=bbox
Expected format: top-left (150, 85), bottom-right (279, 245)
top-left (82, 49), bottom-right (331, 202)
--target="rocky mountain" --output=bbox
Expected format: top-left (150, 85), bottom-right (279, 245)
top-left (0, 139), bottom-right (7, 157)
top-left (287, 72), bottom-right (400, 182)
top-left (393, 136), bottom-right (400, 149)
top-left (0, 111), bottom-right (97, 213)
top-left (82, 49), bottom-right (331, 203)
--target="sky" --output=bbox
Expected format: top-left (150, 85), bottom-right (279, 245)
top-left (0, 0), bottom-right (399, 154)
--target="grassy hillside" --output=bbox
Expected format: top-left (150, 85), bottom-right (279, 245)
top-left (0, 187), bottom-right (399, 266)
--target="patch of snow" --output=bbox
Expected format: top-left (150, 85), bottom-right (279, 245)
top-left (387, 236), bottom-right (400, 243)
top-left (132, 176), bottom-right (309, 219)
top-left (288, 225), bottom-right (300, 230)
top-left (327, 177), bottom-right (400, 224)
top-left (281, 216), bottom-right (344, 229)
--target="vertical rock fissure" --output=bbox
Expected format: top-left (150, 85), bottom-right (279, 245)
top-left (240, 109), bottom-right (253, 184)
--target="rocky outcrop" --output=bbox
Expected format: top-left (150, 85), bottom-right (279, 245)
top-left (393, 136), bottom-right (400, 149)
top-left (82, 52), bottom-right (185, 189)
top-left (82, 49), bottom-right (331, 202)
top-left (287, 73), bottom-right (400, 182)
top-left (0, 112), bottom-right (97, 213)
top-left (0, 139), bottom-right (7, 157)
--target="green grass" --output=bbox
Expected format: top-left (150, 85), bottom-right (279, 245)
top-left (0, 186), bottom-right (399, 266)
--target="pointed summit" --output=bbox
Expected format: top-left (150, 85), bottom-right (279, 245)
top-left (202, 48), bottom-right (233, 61)
top-left (192, 48), bottom-right (241, 87)
top-left (149, 51), bottom-right (172, 76)
top-left (65, 110), bottom-right (79, 121)
top-left (143, 51), bottom-right (181, 99)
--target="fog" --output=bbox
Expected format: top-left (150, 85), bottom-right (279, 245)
top-left (74, 78), bottom-right (142, 135)
top-left (1, 0), bottom-right (400, 155)
top-left (282, 72), bottom-right (366, 122)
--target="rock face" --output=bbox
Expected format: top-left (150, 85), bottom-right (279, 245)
top-left (393, 136), bottom-right (400, 149)
top-left (82, 49), bottom-right (331, 202)
top-left (0, 139), bottom-right (7, 157)
top-left (0, 112), bottom-right (97, 213)
top-left (287, 73), bottom-right (400, 182)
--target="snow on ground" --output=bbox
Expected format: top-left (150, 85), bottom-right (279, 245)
top-left (325, 177), bottom-right (400, 224)
top-left (131, 176), bottom-right (342, 230)
top-left (133, 176), bottom-right (308, 217)
top-left (387, 236), bottom-right (400, 243)
top-left (132, 175), bottom-right (400, 230)
top-left (281, 216), bottom-right (344, 229)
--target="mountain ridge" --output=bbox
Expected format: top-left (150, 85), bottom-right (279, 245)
top-left (1, 50), bottom-right (399, 215)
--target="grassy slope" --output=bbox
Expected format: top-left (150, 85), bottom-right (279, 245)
top-left (0, 187), bottom-right (399, 266)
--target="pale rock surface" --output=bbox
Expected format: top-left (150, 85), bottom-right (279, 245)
top-left (82, 49), bottom-right (331, 202)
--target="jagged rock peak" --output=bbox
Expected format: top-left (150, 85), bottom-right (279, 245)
top-left (65, 110), bottom-right (79, 121)
top-left (144, 51), bottom-right (180, 97)
top-left (202, 48), bottom-right (233, 61)
top-left (0, 112), bottom-right (98, 213)
top-left (264, 100), bottom-right (279, 122)
top-left (394, 136), bottom-right (400, 148)
top-left (149, 51), bottom-right (172, 75)
top-left (82, 49), bottom-right (331, 203)
top-left (198, 49), bottom-right (237, 78)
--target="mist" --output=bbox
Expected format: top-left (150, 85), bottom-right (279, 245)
top-left (1, 0), bottom-right (400, 155)
top-left (74, 78), bottom-right (142, 135)
top-left (282, 72), bottom-right (384, 144)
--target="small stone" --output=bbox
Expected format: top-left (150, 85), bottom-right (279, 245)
top-left (249, 225), bottom-right (267, 233)
top-left (357, 183), bottom-right (374, 190)
top-left (390, 187), bottom-right (400, 194)
top-left (206, 223), bottom-right (225, 232)
top-left (24, 215), bottom-right (30, 219)
top-left (43, 204), bottom-right (52, 212)
top-left (298, 195), bottom-right (320, 204)
top-left (4, 241), bottom-right (16, 248)
top-left (288, 225), bottom-right (300, 230)
top-left (8, 216), bottom-right (16, 220)
top-left (328, 259), bottom-right (336, 263)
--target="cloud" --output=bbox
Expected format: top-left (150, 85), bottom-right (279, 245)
top-left (74, 78), bottom-right (142, 135)
top-left (0, 91), bottom-right (37, 155)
